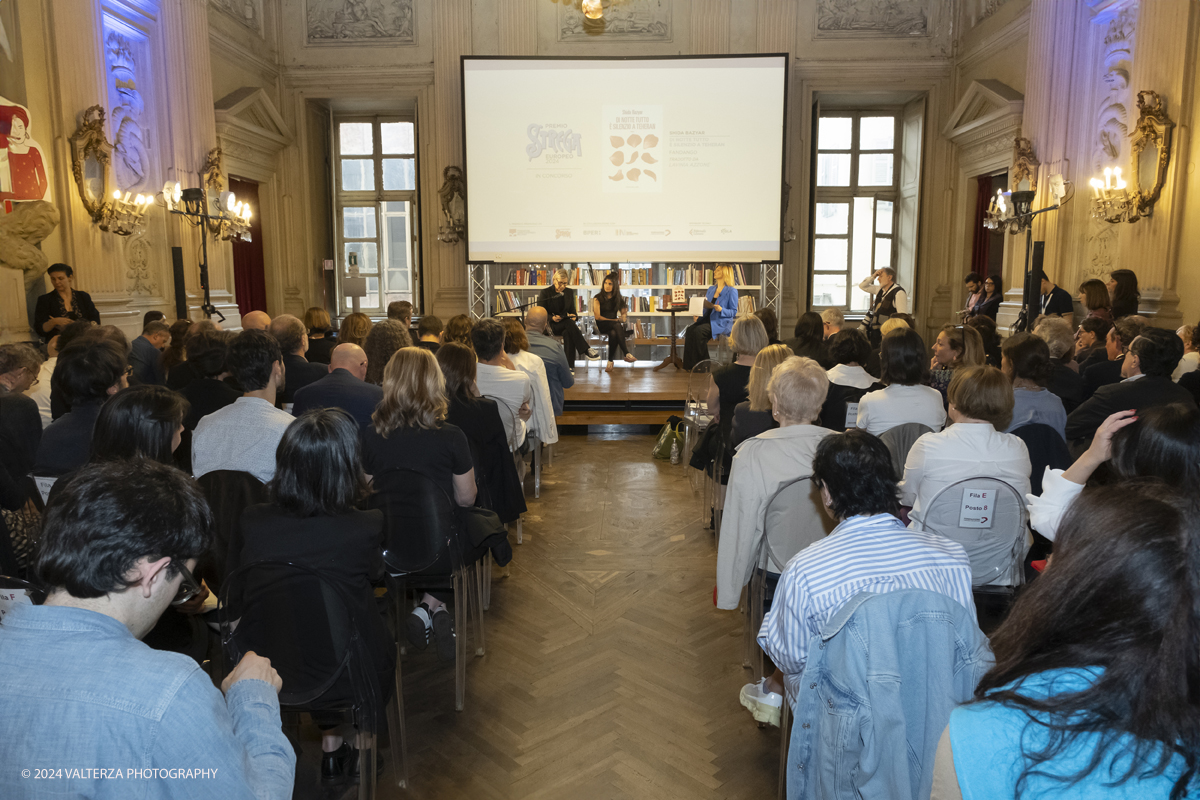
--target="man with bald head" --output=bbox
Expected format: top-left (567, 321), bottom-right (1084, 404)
top-left (291, 343), bottom-right (383, 428)
top-left (241, 310), bottom-right (271, 331)
top-left (525, 306), bottom-right (574, 416)
top-left (267, 314), bottom-right (327, 408)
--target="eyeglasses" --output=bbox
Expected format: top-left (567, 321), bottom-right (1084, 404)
top-left (170, 561), bottom-right (202, 606)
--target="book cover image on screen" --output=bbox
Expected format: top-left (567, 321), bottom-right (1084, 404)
top-left (463, 55), bottom-right (787, 263)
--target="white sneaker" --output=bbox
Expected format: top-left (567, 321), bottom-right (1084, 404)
top-left (739, 679), bottom-right (783, 727)
top-left (586, 348), bottom-right (601, 359)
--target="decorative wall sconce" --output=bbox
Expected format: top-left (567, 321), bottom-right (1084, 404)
top-left (1089, 90), bottom-right (1175, 224)
top-left (984, 136), bottom-right (1041, 235)
top-left (159, 148), bottom-right (252, 242)
top-left (437, 165), bottom-right (466, 244)
top-left (69, 105), bottom-right (147, 236)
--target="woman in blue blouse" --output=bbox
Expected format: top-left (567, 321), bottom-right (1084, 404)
top-left (683, 264), bottom-right (739, 369)
top-left (931, 482), bottom-right (1199, 799)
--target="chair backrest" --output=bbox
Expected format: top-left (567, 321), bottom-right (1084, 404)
top-left (879, 422), bottom-right (934, 479)
top-left (820, 383), bottom-right (873, 432)
top-left (1009, 423), bottom-right (1072, 496)
top-left (686, 360), bottom-right (717, 426)
top-left (220, 560), bottom-right (376, 714)
top-left (484, 394), bottom-right (521, 452)
top-left (368, 467), bottom-right (462, 577)
top-left (760, 477), bottom-right (833, 572)
top-left (916, 477), bottom-right (1028, 587)
top-left (196, 470), bottom-right (268, 595)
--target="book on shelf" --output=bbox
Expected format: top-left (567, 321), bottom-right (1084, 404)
top-left (738, 295), bottom-right (757, 314)
top-left (664, 264), bottom-right (749, 286)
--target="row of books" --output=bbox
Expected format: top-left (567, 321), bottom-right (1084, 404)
top-left (503, 264), bottom-right (752, 286)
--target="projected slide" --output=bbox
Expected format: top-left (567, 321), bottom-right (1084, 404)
top-left (463, 56), bottom-right (787, 263)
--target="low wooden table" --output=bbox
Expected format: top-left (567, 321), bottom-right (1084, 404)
top-left (654, 305), bottom-right (688, 372)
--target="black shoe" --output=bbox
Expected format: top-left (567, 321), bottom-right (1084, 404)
top-left (405, 602), bottom-right (432, 652)
top-left (348, 747), bottom-right (387, 782)
top-left (431, 605), bottom-right (456, 662)
top-left (321, 742), bottom-right (352, 785)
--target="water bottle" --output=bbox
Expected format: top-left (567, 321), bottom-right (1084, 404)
top-left (670, 438), bottom-right (681, 464)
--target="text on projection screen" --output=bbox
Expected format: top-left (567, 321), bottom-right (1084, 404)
top-left (463, 56), bottom-right (786, 263)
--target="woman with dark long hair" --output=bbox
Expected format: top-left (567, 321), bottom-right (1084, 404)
top-left (971, 274), bottom-right (1002, 320)
top-left (591, 272), bottom-right (635, 373)
top-left (785, 311), bottom-right (830, 367)
top-left (160, 319), bottom-right (192, 380)
top-left (236, 407), bottom-right (394, 785)
top-left (91, 385), bottom-right (187, 465)
top-left (933, 481), bottom-right (1199, 799)
top-left (1108, 269), bottom-right (1140, 319)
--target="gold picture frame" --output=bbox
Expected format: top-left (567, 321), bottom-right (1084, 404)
top-left (1129, 90), bottom-right (1175, 219)
top-left (69, 105), bottom-right (114, 222)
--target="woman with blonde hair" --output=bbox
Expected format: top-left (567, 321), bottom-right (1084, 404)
top-left (363, 320), bottom-right (412, 385)
top-left (730, 343), bottom-right (792, 450)
top-left (683, 264), bottom-right (739, 369)
top-left (360, 347), bottom-right (477, 657)
top-left (337, 311), bottom-right (372, 348)
top-left (303, 306), bottom-right (336, 364)
top-left (699, 314), bottom-right (769, 481)
top-left (926, 323), bottom-right (985, 407)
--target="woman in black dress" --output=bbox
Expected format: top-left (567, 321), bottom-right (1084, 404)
top-left (304, 306), bottom-right (337, 365)
top-left (729, 343), bottom-right (791, 451)
top-left (591, 272), bottom-right (635, 373)
top-left (437, 342), bottom-right (526, 525)
top-left (34, 263), bottom-right (100, 342)
top-left (236, 407), bottom-right (394, 784)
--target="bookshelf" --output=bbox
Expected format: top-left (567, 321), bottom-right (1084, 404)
top-left (468, 263), bottom-right (782, 348)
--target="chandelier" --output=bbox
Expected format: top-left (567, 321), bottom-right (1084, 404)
top-left (159, 181), bottom-right (252, 242)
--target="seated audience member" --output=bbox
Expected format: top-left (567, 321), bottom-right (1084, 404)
top-left (416, 315), bottom-right (444, 354)
top-left (439, 342), bottom-right (526, 525)
top-left (933, 483), bottom-right (1199, 800)
top-left (0, 460), bottom-right (295, 799)
top-left (292, 343), bottom-right (381, 429)
top-left (926, 324), bottom-right (985, 406)
top-left (1074, 317), bottom-right (1113, 371)
top-left (819, 328), bottom-right (883, 430)
top-left (965, 314), bottom-right (1001, 367)
top-left (363, 319), bottom-right (412, 386)
top-left (1067, 327), bottom-right (1196, 446)
top-left (783, 311), bottom-right (831, 367)
top-left (1172, 323), bottom-right (1199, 381)
top-left (387, 300), bottom-right (413, 329)
top-left (972, 274), bottom-right (1002, 320)
top-left (176, 330), bottom-right (240, 471)
top-left (129, 319), bottom-right (170, 386)
top-left (503, 318), bottom-right (558, 447)
top-left (33, 339), bottom-right (128, 476)
top-left (191, 330), bottom-right (295, 483)
top-left (1077, 277), bottom-right (1114, 322)
top-left (268, 314), bottom-right (327, 406)
top-left (1033, 316), bottom-right (1085, 413)
top-left (717, 356), bottom-right (832, 610)
top-left (47, 320), bottom-right (100, 420)
top-left (1002, 332), bottom-right (1067, 439)
top-left (820, 307), bottom-right (843, 340)
top-left (304, 306), bottom-right (337, 365)
top-left (1108, 268), bottom-right (1141, 319)
top-left (900, 365), bottom-right (1031, 530)
top-left (1027, 405), bottom-right (1200, 541)
top-left (472, 318), bottom-right (532, 449)
top-left (241, 309), bottom-right (271, 331)
top-left (165, 320), bottom-right (218, 391)
top-left (237, 408), bottom-right (394, 784)
top-left (0, 343), bottom-right (45, 472)
top-left (729, 343), bottom-right (791, 450)
top-left (25, 334), bottom-right (60, 429)
top-left (706, 315), bottom-right (769, 466)
top-left (1038, 271), bottom-right (1075, 324)
top-left (143, 309), bottom-right (166, 327)
top-left (337, 311), bottom-right (372, 348)
top-left (855, 327), bottom-right (946, 436)
top-left (960, 272), bottom-right (983, 321)
top-left (524, 307), bottom-right (574, 416)
top-left (160, 319), bottom-right (192, 385)
top-left (1082, 315), bottom-right (1146, 399)
top-left (746, 430), bottom-right (974, 726)
top-left (753, 307), bottom-right (781, 345)
top-left (360, 347), bottom-right (476, 659)
top-left (443, 314), bottom-right (474, 348)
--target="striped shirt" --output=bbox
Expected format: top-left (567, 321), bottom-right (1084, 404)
top-left (758, 513), bottom-right (975, 679)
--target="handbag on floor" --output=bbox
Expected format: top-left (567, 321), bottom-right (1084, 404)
top-left (652, 416), bottom-right (684, 460)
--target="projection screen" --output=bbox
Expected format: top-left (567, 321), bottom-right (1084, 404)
top-left (462, 55), bottom-right (788, 263)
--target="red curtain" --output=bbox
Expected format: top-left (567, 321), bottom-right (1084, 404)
top-left (230, 177), bottom-right (267, 318)
top-left (970, 175), bottom-right (993, 276)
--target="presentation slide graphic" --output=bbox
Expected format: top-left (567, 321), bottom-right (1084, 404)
top-left (464, 56), bottom-right (786, 262)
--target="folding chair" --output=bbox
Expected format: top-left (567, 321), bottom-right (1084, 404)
top-left (878, 422), bottom-right (933, 479)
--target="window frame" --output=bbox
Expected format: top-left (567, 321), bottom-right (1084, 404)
top-left (333, 116), bottom-right (420, 316)
top-left (810, 110), bottom-right (902, 313)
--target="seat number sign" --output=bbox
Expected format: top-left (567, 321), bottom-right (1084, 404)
top-left (959, 486), bottom-right (994, 528)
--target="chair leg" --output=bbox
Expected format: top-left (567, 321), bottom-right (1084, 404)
top-left (386, 644), bottom-right (408, 789)
top-left (778, 699), bottom-right (790, 800)
top-left (741, 585), bottom-right (754, 671)
top-left (453, 570), bottom-right (466, 712)
top-left (483, 550), bottom-right (492, 611)
top-left (472, 561), bottom-right (486, 657)
top-left (357, 734), bottom-right (377, 800)
top-left (533, 445), bottom-right (541, 499)
top-left (515, 518), bottom-right (523, 545)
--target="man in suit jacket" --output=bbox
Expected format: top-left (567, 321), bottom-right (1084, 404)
top-left (267, 314), bottom-right (328, 408)
top-left (292, 344), bottom-right (382, 429)
top-left (1066, 327), bottom-right (1197, 446)
top-left (525, 307), bottom-right (574, 416)
top-left (129, 319), bottom-right (170, 386)
top-left (1080, 316), bottom-right (1147, 401)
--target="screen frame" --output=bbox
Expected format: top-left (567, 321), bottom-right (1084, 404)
top-left (459, 53), bottom-right (791, 264)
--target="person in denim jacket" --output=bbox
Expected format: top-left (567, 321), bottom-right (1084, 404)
top-left (786, 589), bottom-right (991, 800)
top-left (0, 460), bottom-right (296, 799)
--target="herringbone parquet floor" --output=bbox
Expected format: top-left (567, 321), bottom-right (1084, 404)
top-left (302, 433), bottom-right (780, 800)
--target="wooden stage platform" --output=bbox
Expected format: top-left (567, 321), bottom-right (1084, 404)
top-left (555, 361), bottom-right (693, 427)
